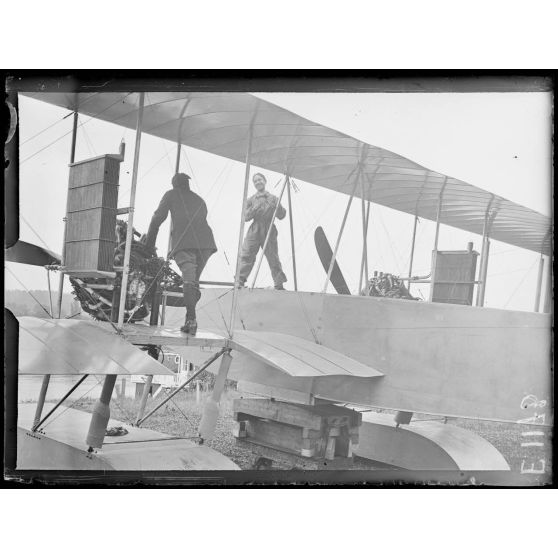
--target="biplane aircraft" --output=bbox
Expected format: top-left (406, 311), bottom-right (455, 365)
top-left (6, 89), bottom-right (552, 473)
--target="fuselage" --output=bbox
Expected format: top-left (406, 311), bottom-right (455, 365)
top-left (164, 288), bottom-right (552, 424)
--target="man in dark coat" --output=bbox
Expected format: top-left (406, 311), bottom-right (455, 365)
top-left (144, 173), bottom-right (217, 335)
top-left (238, 172), bottom-right (287, 289)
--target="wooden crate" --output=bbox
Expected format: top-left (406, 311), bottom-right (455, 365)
top-left (232, 398), bottom-right (361, 460)
top-left (65, 239), bottom-right (115, 272)
top-left (65, 154), bottom-right (120, 274)
top-left (430, 247), bottom-right (478, 305)
top-left (66, 208), bottom-right (117, 242)
top-left (68, 155), bottom-right (121, 188)
top-left (67, 182), bottom-right (118, 212)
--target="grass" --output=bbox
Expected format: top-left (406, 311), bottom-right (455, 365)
top-left (65, 388), bottom-right (552, 474)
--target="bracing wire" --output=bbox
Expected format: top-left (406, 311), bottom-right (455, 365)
top-left (21, 94), bottom-right (132, 165)
top-left (79, 115), bottom-right (96, 156)
top-left (503, 256), bottom-right (540, 309)
top-left (19, 93), bottom-right (100, 147)
top-left (20, 113), bottom-right (69, 146)
top-left (6, 267), bottom-right (53, 318)
top-left (41, 376), bottom-right (105, 430)
top-left (20, 215), bottom-right (53, 251)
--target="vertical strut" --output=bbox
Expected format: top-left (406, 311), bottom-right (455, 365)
top-left (407, 215), bottom-right (419, 291)
top-left (287, 178), bottom-right (298, 291)
top-left (33, 374), bottom-right (89, 432)
top-left (42, 107), bottom-right (80, 426)
top-left (86, 374), bottom-right (117, 450)
top-left (534, 255), bottom-right (545, 312)
top-left (358, 161), bottom-right (381, 292)
top-left (408, 175), bottom-right (427, 290)
top-left (323, 165), bottom-right (363, 294)
top-left (429, 178), bottom-right (447, 302)
top-left (476, 196), bottom-right (496, 307)
top-left (358, 174), bottom-right (369, 293)
top-left (433, 177), bottom-right (447, 253)
top-left (534, 230), bottom-right (551, 312)
top-left (117, 93), bottom-right (145, 330)
top-left (32, 372), bottom-right (51, 430)
top-left (55, 109), bottom-right (79, 319)
top-left (199, 351), bottom-right (233, 442)
top-left (229, 111), bottom-right (257, 336)
top-left (175, 144), bottom-right (182, 173)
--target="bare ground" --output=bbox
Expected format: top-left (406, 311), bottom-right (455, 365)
top-left (67, 388), bottom-right (552, 473)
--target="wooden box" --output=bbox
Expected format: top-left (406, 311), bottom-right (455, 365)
top-left (65, 208), bottom-right (117, 243)
top-left (64, 155), bottom-right (121, 274)
top-left (68, 155), bottom-right (121, 188)
top-left (233, 398), bottom-right (361, 460)
top-left (65, 239), bottom-right (115, 272)
top-left (67, 182), bottom-right (118, 213)
top-left (430, 247), bottom-right (478, 305)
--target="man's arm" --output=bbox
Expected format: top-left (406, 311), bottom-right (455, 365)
top-left (275, 197), bottom-right (286, 220)
top-left (266, 193), bottom-right (286, 220)
top-left (244, 196), bottom-right (256, 221)
top-left (145, 192), bottom-right (171, 249)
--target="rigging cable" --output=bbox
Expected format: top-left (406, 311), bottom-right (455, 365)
top-left (502, 255), bottom-right (540, 309)
top-left (19, 92), bottom-right (100, 146)
top-left (20, 215), bottom-right (53, 251)
top-left (78, 115), bottom-right (96, 156)
top-left (101, 375), bottom-right (136, 425)
top-left (376, 209), bottom-right (405, 275)
top-left (6, 267), bottom-right (53, 318)
top-left (41, 375), bottom-right (104, 430)
top-left (20, 113), bottom-right (70, 146)
top-left (21, 94), bottom-right (132, 165)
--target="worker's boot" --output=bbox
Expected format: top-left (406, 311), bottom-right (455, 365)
top-left (181, 318), bottom-right (197, 336)
top-left (274, 283), bottom-right (285, 290)
top-left (180, 282), bottom-right (199, 335)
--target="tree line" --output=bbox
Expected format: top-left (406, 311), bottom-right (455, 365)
top-left (5, 290), bottom-right (81, 318)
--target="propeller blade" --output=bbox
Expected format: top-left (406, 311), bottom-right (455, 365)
top-left (5, 240), bottom-right (61, 267)
top-left (314, 227), bottom-right (351, 295)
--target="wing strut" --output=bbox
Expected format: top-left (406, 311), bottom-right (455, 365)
top-left (229, 104), bottom-right (258, 336)
top-left (54, 107), bottom-right (79, 320)
top-left (358, 173), bottom-right (370, 293)
top-left (136, 348), bottom-right (228, 427)
top-left (534, 228), bottom-right (552, 312)
top-left (322, 152), bottom-right (366, 293)
top-left (475, 196), bottom-right (498, 307)
top-left (117, 93), bottom-right (145, 329)
top-left (32, 374), bottom-right (89, 432)
top-left (287, 178), bottom-right (298, 291)
top-left (406, 172), bottom-right (428, 291)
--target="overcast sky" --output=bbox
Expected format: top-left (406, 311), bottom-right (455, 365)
top-left (7, 90), bottom-right (552, 312)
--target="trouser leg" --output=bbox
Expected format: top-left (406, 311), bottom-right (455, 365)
top-left (175, 250), bottom-right (200, 321)
top-left (237, 232), bottom-right (260, 285)
top-left (182, 282), bottom-right (198, 320)
top-left (264, 233), bottom-right (287, 287)
top-left (176, 249), bottom-right (215, 321)
top-left (191, 249), bottom-right (214, 313)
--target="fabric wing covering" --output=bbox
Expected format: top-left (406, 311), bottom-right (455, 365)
top-left (230, 330), bottom-right (383, 378)
top-left (18, 316), bottom-right (174, 376)
top-left (22, 92), bottom-right (551, 255)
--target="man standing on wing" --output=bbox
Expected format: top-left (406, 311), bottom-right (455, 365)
top-left (144, 172), bottom-right (217, 335)
top-left (238, 172), bottom-right (287, 290)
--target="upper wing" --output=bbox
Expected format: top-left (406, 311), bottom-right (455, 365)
top-left (21, 91), bottom-right (551, 255)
